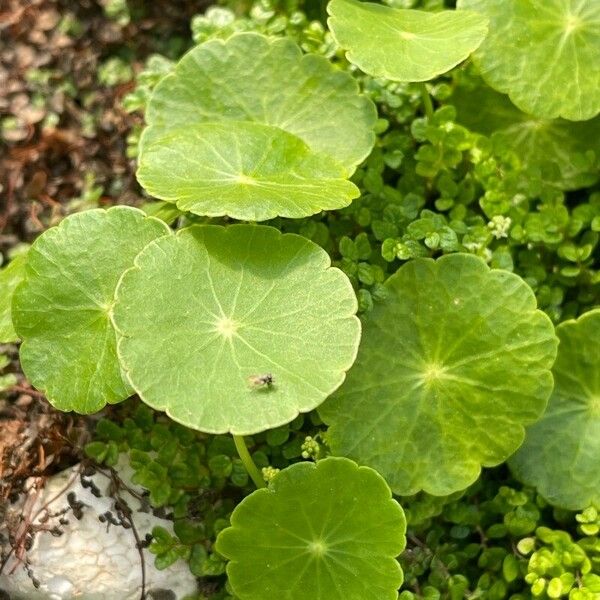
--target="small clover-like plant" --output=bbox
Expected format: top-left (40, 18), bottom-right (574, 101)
top-left (319, 253), bottom-right (558, 496)
top-left (216, 457), bottom-right (406, 600)
top-left (137, 32), bottom-right (377, 220)
top-left (510, 308), bottom-right (600, 510)
top-left (458, 0), bottom-right (600, 120)
top-left (327, 0), bottom-right (488, 82)
top-left (12, 207), bottom-right (170, 412)
top-left (112, 224), bottom-right (361, 435)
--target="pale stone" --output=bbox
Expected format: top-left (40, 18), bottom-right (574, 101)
top-left (0, 456), bottom-right (198, 600)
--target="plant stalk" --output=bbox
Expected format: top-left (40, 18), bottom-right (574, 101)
top-left (419, 82), bottom-right (435, 121)
top-left (233, 435), bottom-right (266, 489)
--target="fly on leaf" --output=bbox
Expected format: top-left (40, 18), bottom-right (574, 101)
top-left (247, 373), bottom-right (274, 389)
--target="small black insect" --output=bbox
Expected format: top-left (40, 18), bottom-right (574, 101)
top-left (247, 373), bottom-right (274, 389)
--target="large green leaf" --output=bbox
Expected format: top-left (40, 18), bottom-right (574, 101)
top-left (112, 225), bottom-right (361, 435)
top-left (216, 457), bottom-right (406, 600)
top-left (137, 122), bottom-right (358, 221)
top-left (0, 253), bottom-right (27, 343)
top-left (452, 81), bottom-right (600, 190)
top-left (327, 0), bottom-right (488, 82)
top-left (143, 32), bottom-right (376, 171)
top-left (510, 309), bottom-right (600, 510)
top-left (319, 254), bottom-right (558, 496)
top-left (12, 207), bottom-right (170, 413)
top-left (138, 33), bottom-right (375, 220)
top-left (458, 0), bottom-right (600, 121)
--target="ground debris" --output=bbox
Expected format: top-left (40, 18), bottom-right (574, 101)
top-left (0, 386), bottom-right (90, 506)
top-left (0, 0), bottom-right (207, 252)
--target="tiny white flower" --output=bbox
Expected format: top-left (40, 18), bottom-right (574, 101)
top-left (488, 215), bottom-right (512, 239)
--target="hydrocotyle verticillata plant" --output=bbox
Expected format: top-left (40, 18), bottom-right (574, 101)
top-left (215, 457), bottom-right (406, 600)
top-left (320, 253), bottom-right (558, 496)
top-left (137, 32), bottom-right (377, 220)
top-left (458, 0), bottom-right (600, 120)
top-left (327, 0), bottom-right (488, 82)
top-left (12, 207), bottom-right (170, 412)
top-left (111, 224), bottom-right (361, 435)
top-left (510, 308), bottom-right (600, 510)
top-left (5, 3), bottom-right (600, 598)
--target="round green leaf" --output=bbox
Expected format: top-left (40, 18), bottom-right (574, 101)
top-left (0, 253), bottom-right (27, 343)
top-left (112, 225), bottom-right (360, 435)
top-left (143, 32), bottom-right (376, 171)
top-left (137, 122), bottom-right (359, 221)
top-left (12, 207), bottom-right (170, 413)
top-left (452, 80), bottom-right (600, 190)
top-left (510, 309), bottom-right (600, 510)
top-left (216, 457), bottom-right (406, 600)
top-left (458, 0), bottom-right (600, 120)
top-left (319, 254), bottom-right (558, 496)
top-left (327, 0), bottom-right (488, 82)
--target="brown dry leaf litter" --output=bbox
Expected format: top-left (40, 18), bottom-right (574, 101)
top-left (0, 387), bottom-right (90, 504)
top-left (0, 0), bottom-right (206, 251)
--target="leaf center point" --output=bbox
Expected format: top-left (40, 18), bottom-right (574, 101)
top-left (564, 14), bottom-right (583, 34)
top-left (215, 316), bottom-right (239, 339)
top-left (421, 362), bottom-right (447, 385)
top-left (236, 174), bottom-right (258, 186)
top-left (307, 540), bottom-right (328, 557)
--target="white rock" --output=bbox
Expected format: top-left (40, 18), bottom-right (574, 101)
top-left (0, 456), bottom-right (198, 600)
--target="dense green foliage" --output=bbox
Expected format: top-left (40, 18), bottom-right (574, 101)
top-left (1, 0), bottom-right (599, 598)
top-left (165, 0), bottom-right (600, 325)
top-left (87, 401), bottom-right (600, 600)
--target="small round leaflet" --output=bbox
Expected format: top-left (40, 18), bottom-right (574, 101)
top-left (12, 207), bottom-right (170, 413)
top-left (510, 309), bottom-right (600, 510)
top-left (138, 32), bottom-right (376, 219)
top-left (319, 254), bottom-right (558, 496)
top-left (112, 225), bottom-right (361, 435)
top-left (215, 457), bottom-right (406, 600)
top-left (458, 0), bottom-right (600, 120)
top-left (327, 0), bottom-right (488, 82)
